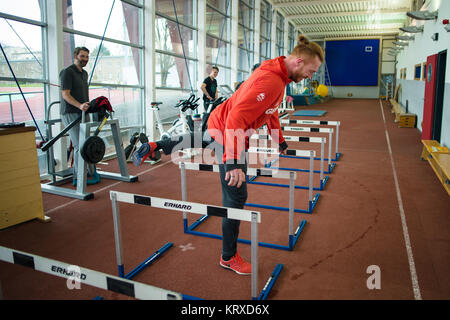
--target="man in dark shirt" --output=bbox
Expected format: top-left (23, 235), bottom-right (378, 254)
top-left (60, 46), bottom-right (98, 185)
top-left (200, 66), bottom-right (219, 111)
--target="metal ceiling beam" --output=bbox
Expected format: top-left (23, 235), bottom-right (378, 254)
top-left (273, 0), bottom-right (379, 9)
top-left (287, 9), bottom-right (408, 20)
top-left (296, 22), bottom-right (404, 30)
top-left (304, 28), bottom-right (399, 37)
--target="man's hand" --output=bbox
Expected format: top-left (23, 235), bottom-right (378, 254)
top-left (79, 102), bottom-right (90, 112)
top-left (225, 168), bottom-right (245, 188)
top-left (279, 141), bottom-right (288, 155)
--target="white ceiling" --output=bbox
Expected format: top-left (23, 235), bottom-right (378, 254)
top-left (272, 0), bottom-right (412, 40)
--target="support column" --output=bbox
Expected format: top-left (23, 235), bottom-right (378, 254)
top-left (284, 16), bottom-right (289, 56)
top-left (144, 0), bottom-right (156, 141)
top-left (271, 8), bottom-right (277, 58)
top-left (254, 0), bottom-right (261, 64)
top-left (230, 1), bottom-right (239, 87)
top-left (46, 0), bottom-right (67, 171)
top-left (197, 0), bottom-right (207, 113)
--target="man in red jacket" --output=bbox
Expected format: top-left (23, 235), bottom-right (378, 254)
top-left (133, 35), bottom-right (324, 275)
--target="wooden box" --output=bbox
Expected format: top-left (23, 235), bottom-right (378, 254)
top-left (0, 126), bottom-right (50, 229)
top-left (398, 113), bottom-right (416, 128)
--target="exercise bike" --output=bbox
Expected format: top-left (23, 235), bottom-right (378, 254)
top-left (150, 94), bottom-right (201, 140)
top-left (151, 95), bottom-right (226, 140)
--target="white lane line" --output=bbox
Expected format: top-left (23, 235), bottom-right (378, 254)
top-left (44, 159), bottom-right (176, 215)
top-left (379, 99), bottom-right (422, 300)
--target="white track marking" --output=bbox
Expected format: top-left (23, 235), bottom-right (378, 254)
top-left (379, 100), bottom-right (422, 300)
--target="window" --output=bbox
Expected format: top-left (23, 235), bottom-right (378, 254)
top-left (275, 12), bottom-right (284, 57)
top-left (0, 0), bottom-right (47, 173)
top-left (238, 0), bottom-right (254, 80)
top-left (155, 0), bottom-right (197, 121)
top-left (206, 0), bottom-right (231, 87)
top-left (288, 22), bottom-right (295, 53)
top-left (62, 0), bottom-right (144, 156)
top-left (259, 0), bottom-right (271, 61)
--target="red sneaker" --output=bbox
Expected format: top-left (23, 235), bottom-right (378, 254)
top-left (219, 252), bottom-right (251, 275)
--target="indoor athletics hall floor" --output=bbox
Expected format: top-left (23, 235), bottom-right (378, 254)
top-left (0, 98), bottom-right (449, 300)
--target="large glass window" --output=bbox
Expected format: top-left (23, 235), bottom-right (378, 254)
top-left (0, 0), bottom-right (47, 174)
top-left (288, 22), bottom-right (295, 53)
top-left (238, 0), bottom-right (254, 81)
top-left (155, 0), bottom-right (197, 122)
top-left (275, 12), bottom-right (284, 57)
top-left (259, 0), bottom-right (271, 61)
top-left (62, 0), bottom-right (144, 156)
top-left (206, 0), bottom-right (231, 88)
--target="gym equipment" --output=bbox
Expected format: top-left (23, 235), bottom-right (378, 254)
top-left (150, 94), bottom-right (200, 141)
top-left (41, 102), bottom-right (138, 200)
top-left (250, 133), bottom-right (329, 190)
top-left (246, 148), bottom-right (320, 214)
top-left (124, 132), bottom-right (140, 160)
top-left (0, 245), bottom-right (181, 300)
top-left (180, 162), bottom-right (307, 251)
top-left (316, 84), bottom-right (329, 97)
top-left (150, 96), bottom-right (225, 160)
top-left (124, 132), bottom-right (161, 163)
top-left (80, 111), bottom-right (109, 164)
top-left (201, 96), bottom-right (226, 132)
top-left (280, 125), bottom-right (336, 171)
top-left (278, 95), bottom-right (295, 114)
top-left (110, 190), bottom-right (282, 300)
top-left (281, 118), bottom-right (342, 161)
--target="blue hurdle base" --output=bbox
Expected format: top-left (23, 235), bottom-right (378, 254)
top-left (262, 155), bottom-right (335, 175)
top-left (183, 218), bottom-right (285, 300)
top-left (280, 153), bottom-right (341, 163)
top-left (184, 217), bottom-right (307, 251)
top-left (245, 193), bottom-right (319, 214)
top-left (248, 173), bottom-right (329, 191)
top-left (257, 264), bottom-right (284, 300)
top-left (183, 263), bottom-right (283, 300)
top-left (182, 294), bottom-right (204, 300)
top-left (118, 242), bottom-right (173, 280)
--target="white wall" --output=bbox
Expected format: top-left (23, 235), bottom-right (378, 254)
top-left (395, 0), bottom-right (450, 147)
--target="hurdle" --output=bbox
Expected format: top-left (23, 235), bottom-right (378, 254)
top-left (245, 148), bottom-right (320, 213)
top-left (180, 162), bottom-right (307, 251)
top-left (280, 125), bottom-right (336, 173)
top-left (110, 191), bottom-right (282, 300)
top-left (0, 245), bottom-right (182, 300)
top-left (250, 133), bottom-right (330, 189)
top-left (281, 118), bottom-right (342, 161)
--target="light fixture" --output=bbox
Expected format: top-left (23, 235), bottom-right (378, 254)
top-left (400, 25), bottom-right (424, 33)
top-left (397, 35), bottom-right (415, 41)
top-left (407, 10), bottom-right (438, 20)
